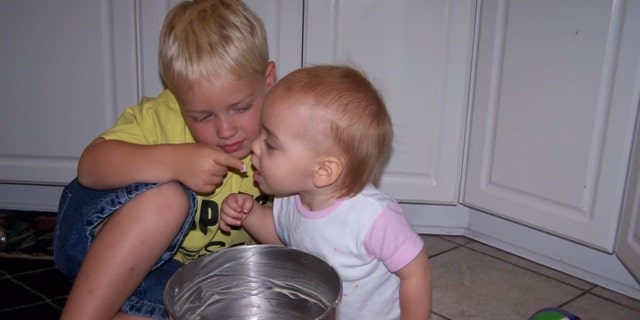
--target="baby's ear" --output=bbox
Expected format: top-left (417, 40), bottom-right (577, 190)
top-left (312, 156), bottom-right (342, 188)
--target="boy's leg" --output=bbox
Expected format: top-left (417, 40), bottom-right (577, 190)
top-left (56, 181), bottom-right (192, 320)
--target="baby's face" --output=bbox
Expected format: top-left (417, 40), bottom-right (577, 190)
top-left (250, 91), bottom-right (320, 196)
top-left (174, 75), bottom-right (266, 159)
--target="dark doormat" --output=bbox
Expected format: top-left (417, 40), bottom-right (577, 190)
top-left (0, 210), bottom-right (56, 259)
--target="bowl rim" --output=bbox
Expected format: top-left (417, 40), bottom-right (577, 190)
top-left (163, 244), bottom-right (343, 320)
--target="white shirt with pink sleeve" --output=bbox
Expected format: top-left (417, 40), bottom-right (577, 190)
top-left (273, 184), bottom-right (424, 320)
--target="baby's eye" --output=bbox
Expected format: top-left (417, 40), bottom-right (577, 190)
top-left (264, 139), bottom-right (276, 150)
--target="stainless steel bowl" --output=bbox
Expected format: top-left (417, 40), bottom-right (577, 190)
top-left (164, 245), bottom-right (341, 320)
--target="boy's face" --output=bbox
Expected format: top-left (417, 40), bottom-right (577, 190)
top-left (250, 90), bottom-right (320, 196)
top-left (175, 64), bottom-right (275, 160)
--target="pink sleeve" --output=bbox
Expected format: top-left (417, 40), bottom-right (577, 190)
top-left (364, 201), bottom-right (424, 272)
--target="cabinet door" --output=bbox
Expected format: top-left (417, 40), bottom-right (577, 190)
top-left (244, 0), bottom-right (303, 80)
top-left (462, 0), bottom-right (640, 251)
top-left (0, 1), bottom-right (134, 184)
top-left (616, 100), bottom-right (640, 281)
top-left (304, 0), bottom-right (476, 203)
top-left (0, 0), bottom-right (302, 186)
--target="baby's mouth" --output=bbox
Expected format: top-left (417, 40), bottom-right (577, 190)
top-left (253, 169), bottom-right (262, 182)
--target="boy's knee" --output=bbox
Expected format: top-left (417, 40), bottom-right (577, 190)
top-left (144, 182), bottom-right (191, 219)
top-left (114, 182), bottom-right (191, 228)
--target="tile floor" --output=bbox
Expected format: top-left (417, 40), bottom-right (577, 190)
top-left (424, 235), bottom-right (640, 320)
top-left (0, 257), bottom-right (70, 319)
top-left (1, 235), bottom-right (640, 319)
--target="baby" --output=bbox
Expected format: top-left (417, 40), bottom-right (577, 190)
top-left (221, 65), bottom-right (432, 319)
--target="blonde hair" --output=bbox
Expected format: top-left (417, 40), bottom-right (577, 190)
top-left (274, 65), bottom-right (393, 197)
top-left (159, 0), bottom-right (269, 91)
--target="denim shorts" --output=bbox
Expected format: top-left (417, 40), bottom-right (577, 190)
top-left (54, 178), bottom-right (197, 319)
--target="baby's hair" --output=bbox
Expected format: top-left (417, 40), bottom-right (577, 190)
top-left (159, 0), bottom-right (269, 91)
top-left (275, 65), bottom-right (393, 197)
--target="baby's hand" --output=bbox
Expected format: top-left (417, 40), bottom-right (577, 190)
top-left (220, 193), bottom-right (255, 232)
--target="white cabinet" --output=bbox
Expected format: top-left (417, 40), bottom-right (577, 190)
top-left (0, 0), bottom-right (476, 205)
top-left (0, 0), bottom-right (302, 187)
top-left (304, 0), bottom-right (476, 203)
top-left (462, 0), bottom-right (640, 252)
top-left (616, 104), bottom-right (640, 281)
top-left (0, 1), bottom-right (124, 184)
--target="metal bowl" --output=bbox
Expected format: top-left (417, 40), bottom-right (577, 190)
top-left (164, 245), bottom-right (341, 320)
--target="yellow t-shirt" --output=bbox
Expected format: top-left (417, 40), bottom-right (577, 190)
top-left (100, 89), bottom-right (263, 263)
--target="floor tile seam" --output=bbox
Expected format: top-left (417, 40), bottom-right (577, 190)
top-left (557, 290), bottom-right (588, 309)
top-left (427, 243), bottom-right (463, 259)
top-left (431, 311), bottom-right (453, 320)
top-left (460, 243), bottom-right (597, 292)
top-left (4, 276), bottom-right (62, 309)
top-left (1, 265), bottom-right (58, 277)
top-left (438, 236), bottom-right (471, 246)
top-left (585, 286), bottom-right (640, 312)
top-left (43, 296), bottom-right (66, 310)
top-left (0, 299), bottom-right (60, 312)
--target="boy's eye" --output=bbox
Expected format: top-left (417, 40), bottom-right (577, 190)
top-left (192, 114), bottom-right (212, 122)
top-left (234, 104), bottom-right (251, 113)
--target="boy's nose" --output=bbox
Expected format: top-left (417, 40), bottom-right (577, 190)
top-left (215, 118), bottom-right (237, 139)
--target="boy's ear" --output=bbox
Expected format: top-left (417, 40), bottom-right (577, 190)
top-left (265, 61), bottom-right (277, 89)
top-left (313, 156), bottom-right (343, 188)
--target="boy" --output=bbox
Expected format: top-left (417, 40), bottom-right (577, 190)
top-left (221, 65), bottom-right (432, 319)
top-left (53, 1), bottom-right (276, 319)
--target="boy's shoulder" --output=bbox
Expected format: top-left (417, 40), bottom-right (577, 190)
top-left (128, 89), bottom-right (182, 120)
top-left (138, 89), bottom-right (178, 109)
top-left (101, 89), bottom-right (186, 143)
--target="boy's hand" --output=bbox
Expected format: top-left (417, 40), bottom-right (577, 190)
top-left (220, 193), bottom-right (256, 232)
top-left (173, 143), bottom-right (246, 194)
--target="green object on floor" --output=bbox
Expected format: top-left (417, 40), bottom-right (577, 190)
top-left (529, 308), bottom-right (581, 320)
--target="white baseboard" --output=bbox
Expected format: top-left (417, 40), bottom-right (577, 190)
top-left (401, 202), bottom-right (470, 235)
top-left (0, 183), bottom-right (63, 211)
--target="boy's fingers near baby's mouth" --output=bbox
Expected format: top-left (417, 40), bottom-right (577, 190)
top-left (216, 153), bottom-right (246, 172)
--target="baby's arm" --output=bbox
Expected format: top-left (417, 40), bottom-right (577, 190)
top-left (396, 251), bottom-right (432, 320)
top-left (78, 138), bottom-right (245, 193)
top-left (221, 193), bottom-right (283, 245)
top-left (367, 202), bottom-right (432, 319)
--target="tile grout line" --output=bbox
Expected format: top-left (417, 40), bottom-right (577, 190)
top-left (0, 265), bottom-right (59, 277)
top-left (0, 300), bottom-right (62, 313)
top-left (454, 238), bottom-right (640, 313)
top-left (1, 274), bottom-right (64, 311)
top-left (426, 240), bottom-right (465, 260)
top-left (584, 286), bottom-right (640, 312)
top-left (459, 241), bottom-right (599, 293)
top-left (558, 290), bottom-right (589, 309)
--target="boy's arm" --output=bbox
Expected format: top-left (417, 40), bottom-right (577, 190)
top-left (396, 251), bottom-right (432, 320)
top-left (78, 138), bottom-right (172, 189)
top-left (77, 138), bottom-right (244, 192)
